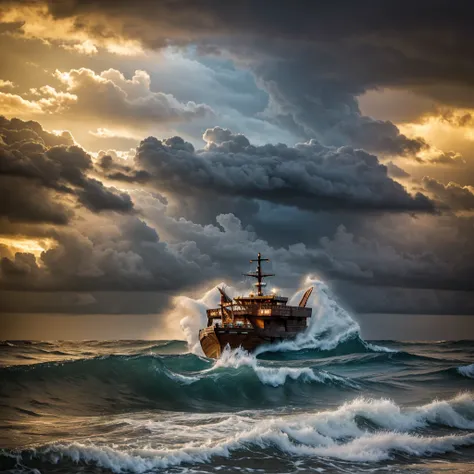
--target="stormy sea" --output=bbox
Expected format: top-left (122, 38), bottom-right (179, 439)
top-left (1, 283), bottom-right (473, 474)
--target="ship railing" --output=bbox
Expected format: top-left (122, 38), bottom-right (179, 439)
top-left (230, 307), bottom-right (311, 317)
top-left (219, 322), bottom-right (253, 329)
top-left (206, 306), bottom-right (311, 318)
top-left (199, 326), bottom-right (215, 335)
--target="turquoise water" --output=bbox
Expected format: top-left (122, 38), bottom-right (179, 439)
top-left (0, 337), bottom-right (473, 474)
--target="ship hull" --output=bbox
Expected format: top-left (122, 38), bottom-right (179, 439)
top-left (199, 326), bottom-right (302, 358)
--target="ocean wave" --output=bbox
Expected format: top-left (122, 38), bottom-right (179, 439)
top-left (458, 364), bottom-right (474, 379)
top-left (209, 347), bottom-right (360, 388)
top-left (17, 433), bottom-right (474, 471)
top-left (173, 278), bottom-right (395, 357)
top-left (6, 393), bottom-right (474, 471)
top-left (409, 364), bottom-right (474, 381)
top-left (0, 350), bottom-right (360, 414)
top-left (255, 334), bottom-right (402, 363)
top-left (0, 340), bottom-right (190, 371)
top-left (258, 279), bottom-right (362, 352)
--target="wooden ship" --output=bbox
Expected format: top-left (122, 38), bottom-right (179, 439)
top-left (199, 253), bottom-right (313, 358)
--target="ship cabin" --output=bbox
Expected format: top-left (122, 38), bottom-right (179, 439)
top-left (205, 253), bottom-right (312, 334)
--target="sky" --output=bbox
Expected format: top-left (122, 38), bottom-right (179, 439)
top-left (0, 0), bottom-right (473, 340)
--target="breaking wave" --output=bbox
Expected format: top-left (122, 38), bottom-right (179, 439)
top-left (209, 346), bottom-right (360, 388)
top-left (0, 350), bottom-right (361, 414)
top-left (1, 278), bottom-right (473, 473)
top-left (172, 277), bottom-right (394, 356)
top-left (458, 364), bottom-right (474, 379)
top-left (4, 393), bottom-right (474, 472)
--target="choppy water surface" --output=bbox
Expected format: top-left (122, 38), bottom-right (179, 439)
top-left (1, 283), bottom-right (473, 473)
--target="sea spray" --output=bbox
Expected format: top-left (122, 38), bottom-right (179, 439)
top-left (11, 393), bottom-right (474, 472)
top-left (169, 284), bottom-right (226, 355)
top-left (172, 276), bottom-right (377, 356)
top-left (256, 277), bottom-right (361, 354)
top-left (207, 346), bottom-right (359, 388)
top-left (458, 363), bottom-right (474, 379)
top-left (24, 432), bottom-right (474, 471)
top-left (2, 340), bottom-right (474, 473)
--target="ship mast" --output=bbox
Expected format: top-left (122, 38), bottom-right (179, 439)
top-left (245, 253), bottom-right (275, 296)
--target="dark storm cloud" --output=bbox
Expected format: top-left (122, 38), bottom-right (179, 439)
top-left (1, 2), bottom-right (474, 319)
top-left (320, 224), bottom-right (474, 292)
top-left (386, 162), bottom-right (410, 179)
top-left (0, 204), bottom-right (373, 293)
top-left (0, 116), bottom-right (74, 148)
top-left (12, 0), bottom-right (474, 156)
top-left (0, 212), bottom-right (211, 292)
top-left (104, 127), bottom-right (434, 213)
top-left (0, 117), bottom-right (471, 314)
top-left (1, 251), bottom-right (38, 277)
top-left (38, 0), bottom-right (474, 52)
top-left (0, 176), bottom-right (72, 224)
top-left (333, 282), bottom-right (474, 316)
top-left (0, 116), bottom-right (135, 222)
top-left (77, 178), bottom-right (134, 213)
top-left (422, 177), bottom-right (474, 210)
top-left (98, 152), bottom-right (151, 184)
top-left (252, 58), bottom-right (429, 155)
top-left (135, 191), bottom-right (474, 295)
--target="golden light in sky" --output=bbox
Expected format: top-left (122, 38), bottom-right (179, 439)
top-left (0, 237), bottom-right (55, 258)
top-left (0, 4), bottom-right (144, 56)
top-left (1, 0), bottom-right (474, 336)
top-left (398, 110), bottom-right (474, 152)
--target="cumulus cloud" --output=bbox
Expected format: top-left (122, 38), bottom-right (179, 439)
top-left (76, 178), bottom-right (134, 213)
top-left (428, 150), bottom-right (465, 166)
top-left (6, 0), bottom-right (473, 157)
top-left (0, 116), bottom-right (135, 223)
top-left (0, 80), bottom-right (15, 89)
top-left (0, 206), bottom-right (371, 292)
top-left (0, 67), bottom-right (214, 138)
top-left (386, 161), bottom-right (410, 179)
top-left (0, 86), bottom-right (77, 117)
top-left (53, 67), bottom-right (214, 125)
top-left (0, 214), bottom-right (208, 291)
top-left (320, 225), bottom-right (463, 290)
top-left (0, 114), bottom-right (472, 315)
top-left (1, 2), bottom-right (474, 319)
top-left (253, 59), bottom-right (429, 156)
top-left (104, 126), bottom-right (434, 212)
top-left (422, 177), bottom-right (474, 210)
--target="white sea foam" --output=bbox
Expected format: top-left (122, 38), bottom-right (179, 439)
top-left (43, 431), bottom-right (474, 471)
top-left (37, 393), bottom-right (474, 472)
top-left (171, 284), bottom-right (227, 356)
top-left (173, 276), bottom-right (394, 356)
top-left (364, 341), bottom-right (397, 353)
top-left (208, 346), bottom-right (359, 388)
top-left (458, 363), bottom-right (474, 379)
top-left (162, 368), bottom-right (201, 385)
top-left (161, 345), bottom-right (358, 388)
